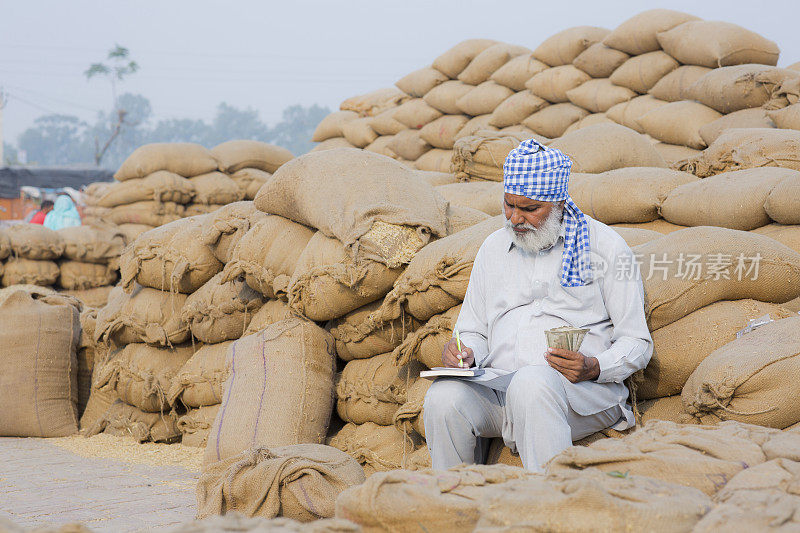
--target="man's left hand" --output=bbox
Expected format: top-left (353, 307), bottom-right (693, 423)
top-left (545, 348), bottom-right (600, 383)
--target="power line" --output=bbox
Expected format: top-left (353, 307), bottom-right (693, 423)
top-left (3, 84), bottom-right (102, 113)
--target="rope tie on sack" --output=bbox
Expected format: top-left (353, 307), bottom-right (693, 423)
top-left (712, 397), bottom-right (778, 417)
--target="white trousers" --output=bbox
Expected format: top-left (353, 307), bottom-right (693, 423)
top-left (423, 365), bottom-right (623, 472)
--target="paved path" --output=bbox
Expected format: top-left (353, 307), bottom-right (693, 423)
top-left (0, 437), bottom-right (197, 532)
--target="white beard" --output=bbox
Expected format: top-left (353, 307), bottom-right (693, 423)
top-left (505, 204), bottom-right (564, 254)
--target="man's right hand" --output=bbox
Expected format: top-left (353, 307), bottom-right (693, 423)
top-left (442, 338), bottom-right (475, 368)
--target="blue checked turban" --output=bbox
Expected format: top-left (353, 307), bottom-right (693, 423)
top-left (503, 138), bottom-right (592, 287)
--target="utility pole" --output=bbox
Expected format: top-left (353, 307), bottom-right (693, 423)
top-left (0, 87), bottom-right (6, 166)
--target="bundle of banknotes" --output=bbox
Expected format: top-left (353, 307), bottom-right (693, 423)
top-left (545, 326), bottom-right (590, 352)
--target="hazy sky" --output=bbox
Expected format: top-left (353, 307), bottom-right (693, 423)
top-left (2, 0), bottom-right (798, 144)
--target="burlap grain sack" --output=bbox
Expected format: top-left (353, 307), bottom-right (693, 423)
top-left (683, 128), bottom-right (800, 177)
top-left (610, 226), bottom-right (663, 247)
top-left (312, 110), bottom-right (358, 142)
top-left (637, 100), bottom-right (722, 149)
top-left (452, 131), bottom-right (536, 182)
top-left (96, 171), bottom-right (194, 207)
top-left (200, 201), bottom-right (268, 264)
top-left (370, 107), bottom-right (408, 136)
top-left (58, 260), bottom-right (117, 290)
top-left (2, 257), bottom-right (60, 287)
top-left (167, 515), bottom-right (362, 532)
top-left (432, 39), bottom-right (498, 79)
top-left (169, 341), bottom-right (231, 408)
top-left (254, 149), bottom-right (448, 267)
top-left (340, 88), bottom-right (410, 117)
top-left (446, 204), bottom-right (492, 235)
top-left (327, 422), bottom-right (422, 476)
top-left (0, 229), bottom-right (10, 260)
top-left (393, 304), bottom-right (461, 369)
top-left (533, 26), bottom-right (609, 66)
top-left (341, 117), bottom-right (378, 148)
top-left (659, 20), bottom-right (780, 67)
top-left (612, 219), bottom-right (687, 234)
top-left (107, 200), bottom-right (184, 226)
top-left (95, 284), bottom-right (189, 347)
top-left (94, 342), bottom-right (193, 413)
top-left (648, 65), bottom-right (712, 102)
top-left (435, 182), bottom-right (504, 216)
top-left (686, 65), bottom-right (800, 114)
top-left (6, 223), bottom-right (64, 260)
top-left (764, 174), bottom-right (800, 224)
top-left (414, 148), bottom-right (452, 173)
top-left (311, 137), bottom-right (355, 152)
top-left (364, 135), bottom-right (399, 159)
top-left (635, 299), bottom-right (795, 400)
top-left (752, 224), bottom-right (800, 254)
top-left (198, 444), bottom-right (365, 522)
top-left (548, 123), bottom-right (667, 173)
top-left (419, 115), bottom-right (470, 149)
top-left (86, 399), bottom-right (180, 443)
top-left (610, 51), bottom-right (679, 94)
top-left (637, 395), bottom-right (689, 425)
top-left (79, 379), bottom-right (118, 432)
top-left (523, 103), bottom-right (589, 138)
top-left (488, 91), bottom-right (548, 128)
top-left (210, 140), bottom-right (293, 174)
top-left (768, 102), bottom-right (800, 130)
top-left (287, 231), bottom-right (403, 322)
top-left (178, 404), bottom-right (219, 447)
top-left (490, 54), bottom-right (549, 91)
top-left (378, 216), bottom-right (504, 322)
top-left (186, 204), bottom-right (224, 216)
top-left (660, 167), bottom-right (796, 230)
top-left (572, 43), bottom-right (629, 78)
top-left (455, 115), bottom-right (497, 140)
top-left (698, 108), bottom-right (775, 146)
top-left (563, 113), bottom-right (616, 135)
top-left (526, 65), bottom-right (590, 103)
top-left (395, 67), bottom-right (448, 98)
top-left (606, 95), bottom-right (667, 133)
top-left (392, 99), bottom-right (442, 130)
top-left (63, 285), bottom-right (115, 308)
top-left (414, 170), bottom-right (458, 186)
top-left (336, 351), bottom-right (423, 426)
top-left (84, 181), bottom-right (114, 205)
top-left (455, 81), bottom-right (514, 116)
top-left (393, 378), bottom-right (432, 439)
top-left (566, 79), bottom-right (637, 114)
top-left (58, 225), bottom-right (125, 264)
top-left (329, 299), bottom-right (420, 361)
top-left (457, 43), bottom-right (530, 85)
top-left (683, 316), bottom-right (800, 429)
top-left (115, 142), bottom-right (218, 180)
top-left (335, 464), bottom-right (532, 530)
top-left (203, 320), bottom-right (336, 467)
top-left (221, 215), bottom-right (314, 299)
top-left (0, 290), bottom-right (81, 437)
top-left (424, 80), bottom-right (474, 115)
top-left (183, 272), bottom-right (265, 344)
top-left (229, 168), bottom-right (271, 201)
top-left (188, 172), bottom-right (244, 205)
top-left (603, 9), bottom-right (699, 55)
top-left (653, 143), bottom-right (702, 169)
top-left (115, 223), bottom-right (154, 245)
top-left (120, 216), bottom-right (223, 294)
top-left (245, 299), bottom-right (298, 335)
top-left (388, 129), bottom-right (431, 161)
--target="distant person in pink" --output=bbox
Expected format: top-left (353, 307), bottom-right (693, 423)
top-left (29, 200), bottom-right (54, 225)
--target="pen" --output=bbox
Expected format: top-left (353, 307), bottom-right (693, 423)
top-left (454, 327), bottom-right (465, 368)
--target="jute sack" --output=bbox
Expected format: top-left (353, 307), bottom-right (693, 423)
top-left (85, 399), bottom-right (180, 443)
top-left (606, 95), bottom-right (668, 134)
top-left (682, 316), bottom-right (800, 429)
top-left (475, 469), bottom-right (711, 533)
top-left (364, 135), bottom-right (399, 159)
top-left (0, 228), bottom-right (11, 260)
top-left (329, 299), bottom-right (420, 361)
top-left (0, 290), bottom-right (81, 437)
top-left (198, 444), bottom-right (365, 521)
top-left (200, 201), bottom-right (268, 264)
top-left (84, 181), bottom-right (114, 206)
top-left (424, 80), bottom-right (475, 115)
top-left (393, 377), bottom-right (432, 439)
top-left (610, 51), bottom-right (679, 94)
top-left (340, 88), bottom-right (410, 117)
top-left (414, 148), bottom-right (452, 173)
top-left (490, 54), bottom-right (549, 91)
top-left (682, 128), bottom-right (800, 177)
top-left (95, 284), bottom-right (189, 347)
top-left (457, 43), bottom-right (530, 85)
top-left (610, 226), bottom-right (663, 247)
top-left (168, 341), bottom-right (232, 408)
top-left (312, 110), bottom-right (358, 142)
top-left (77, 306), bottom-right (98, 411)
top-left (452, 131), bottom-right (536, 182)
top-left (432, 39), bottom-right (498, 79)
top-left (96, 171), bottom-right (195, 207)
top-left (634, 299), bottom-right (796, 400)
top-left (120, 216), bottom-right (223, 294)
top-left (648, 65), bottom-right (712, 102)
top-left (230, 168), bottom-right (271, 201)
top-left (637, 395), bottom-right (689, 425)
top-left (488, 91), bottom-right (548, 128)
top-left (182, 272), bottom-right (265, 344)
top-left (434, 182), bottom-right (503, 216)
top-left (526, 65), bottom-right (591, 103)
top-left (764, 174), bottom-right (800, 224)
top-left (335, 464), bottom-right (533, 531)
top-left (392, 99), bottom-right (442, 130)
top-left (203, 320), bottom-right (336, 467)
top-left (254, 149), bottom-right (448, 267)
top-left (414, 169), bottom-right (458, 186)
top-left (533, 26), bottom-right (609, 66)
top-left (455, 115), bottom-right (497, 140)
top-left (523, 103), bottom-right (589, 138)
top-left (58, 261), bottom-right (117, 290)
top-left (94, 343), bottom-right (194, 413)
top-left (245, 299), bottom-right (298, 335)
top-left (388, 129), bottom-right (431, 161)
top-left (637, 101), bottom-right (722, 149)
top-left (419, 115), bottom-right (469, 149)
top-left (394, 304), bottom-right (461, 369)
top-left (455, 81), bottom-right (514, 116)
top-left (548, 123), bottom-right (667, 173)
top-left (2, 258), bottom-right (60, 287)
top-left (6, 223), bottom-right (64, 260)
top-left (177, 404), bottom-right (219, 447)
top-left (107, 200), bottom-right (184, 226)
top-left (287, 231), bottom-right (403, 322)
top-left (566, 79), bottom-right (637, 113)
top-left (653, 143), bottom-right (702, 169)
top-left (656, 21), bottom-right (780, 68)
top-left (572, 43), bottom-right (629, 78)
top-left (311, 137), bottom-right (355, 152)
top-left (698, 108), bottom-right (775, 146)
top-left (62, 285), bottom-right (114, 309)
top-left (220, 215), bottom-right (314, 299)
top-left (166, 515), bottom-right (362, 532)
top-left (370, 108), bottom-right (408, 136)
top-left (396, 67), bottom-right (448, 98)
top-left (634, 226), bottom-right (800, 330)
top-left (341, 117), bottom-right (378, 148)
top-left (327, 422), bottom-right (423, 476)
top-left (547, 420), bottom-right (779, 495)
top-left (685, 64), bottom-right (800, 114)
top-left (186, 204), bottom-right (224, 217)
top-left (602, 9), bottom-right (700, 55)
top-left (58, 225), bottom-right (125, 264)
top-left (378, 216), bottom-right (504, 322)
top-left (562, 113), bottom-right (615, 135)
top-left (660, 167), bottom-right (797, 230)
top-left (751, 224), bottom-right (800, 254)
top-left (767, 102), bottom-right (800, 130)
top-left (115, 142), bottom-right (218, 181)
top-left (611, 219), bottom-right (687, 234)
top-left (210, 140), bottom-right (293, 174)
top-left (79, 375), bottom-right (119, 431)
top-left (445, 204), bottom-right (491, 235)
top-left (188, 172), bottom-right (245, 205)
top-left (115, 223), bottom-right (154, 245)
top-left (336, 352), bottom-right (424, 426)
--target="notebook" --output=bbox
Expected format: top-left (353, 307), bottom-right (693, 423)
top-left (420, 367), bottom-right (486, 379)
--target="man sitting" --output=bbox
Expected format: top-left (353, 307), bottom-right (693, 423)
top-left (29, 200), bottom-right (54, 225)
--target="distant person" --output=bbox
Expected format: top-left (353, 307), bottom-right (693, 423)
top-left (29, 200), bottom-right (54, 225)
top-left (43, 195), bottom-right (82, 230)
